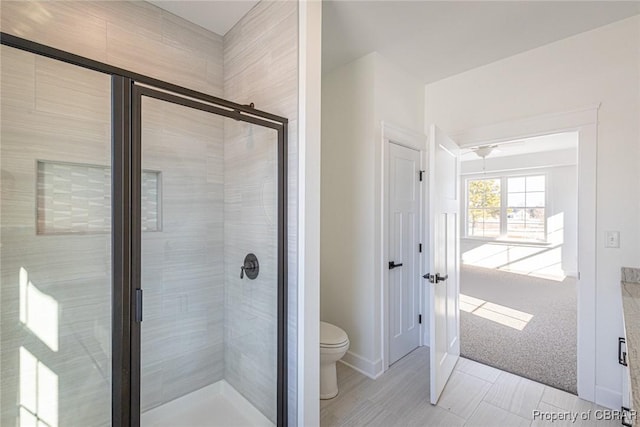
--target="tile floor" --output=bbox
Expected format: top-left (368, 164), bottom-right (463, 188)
top-left (320, 347), bottom-right (622, 426)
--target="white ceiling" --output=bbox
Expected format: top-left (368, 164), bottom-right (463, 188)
top-left (149, 1), bottom-right (639, 82)
top-left (460, 132), bottom-right (578, 162)
top-left (323, 1), bottom-right (640, 83)
top-left (149, 0), bottom-right (259, 36)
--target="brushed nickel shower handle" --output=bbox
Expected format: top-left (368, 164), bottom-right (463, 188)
top-left (240, 264), bottom-right (255, 279)
top-left (239, 264), bottom-right (257, 279)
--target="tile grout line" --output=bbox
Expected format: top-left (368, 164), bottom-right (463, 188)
top-left (481, 400), bottom-right (532, 423)
top-left (455, 362), bottom-right (501, 384)
top-left (532, 385), bottom-right (546, 415)
top-left (461, 371), bottom-right (494, 424)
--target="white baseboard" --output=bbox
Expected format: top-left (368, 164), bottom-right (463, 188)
top-left (340, 351), bottom-right (384, 379)
top-left (595, 385), bottom-right (622, 411)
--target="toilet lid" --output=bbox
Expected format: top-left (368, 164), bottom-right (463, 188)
top-left (320, 321), bottom-right (348, 347)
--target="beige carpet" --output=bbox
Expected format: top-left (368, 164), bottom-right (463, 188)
top-left (460, 264), bottom-right (577, 394)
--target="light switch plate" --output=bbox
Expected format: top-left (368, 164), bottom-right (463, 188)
top-left (605, 231), bottom-right (620, 248)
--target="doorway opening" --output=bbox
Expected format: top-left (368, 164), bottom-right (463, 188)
top-left (459, 131), bottom-right (578, 394)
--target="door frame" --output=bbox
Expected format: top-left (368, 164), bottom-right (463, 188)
top-left (380, 122), bottom-right (428, 372)
top-left (129, 84), bottom-right (288, 426)
top-left (451, 105), bottom-right (599, 403)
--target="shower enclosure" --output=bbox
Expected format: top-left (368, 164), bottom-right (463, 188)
top-left (0, 33), bottom-right (287, 427)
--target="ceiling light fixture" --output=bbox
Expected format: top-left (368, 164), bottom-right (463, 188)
top-left (473, 145), bottom-right (495, 159)
top-left (472, 145), bottom-right (497, 174)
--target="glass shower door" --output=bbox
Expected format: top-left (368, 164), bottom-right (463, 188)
top-left (0, 46), bottom-right (113, 426)
top-left (135, 88), bottom-right (280, 426)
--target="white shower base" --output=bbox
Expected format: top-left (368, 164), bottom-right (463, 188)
top-left (141, 380), bottom-right (274, 427)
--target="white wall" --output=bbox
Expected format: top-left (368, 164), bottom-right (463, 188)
top-left (373, 55), bottom-right (426, 370)
top-left (461, 147), bottom-right (578, 277)
top-left (425, 16), bottom-right (640, 408)
top-left (321, 52), bottom-right (424, 377)
top-left (321, 53), bottom-right (377, 373)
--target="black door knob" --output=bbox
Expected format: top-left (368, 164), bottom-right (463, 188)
top-left (435, 273), bottom-right (448, 283)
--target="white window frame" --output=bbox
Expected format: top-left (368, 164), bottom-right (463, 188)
top-left (464, 172), bottom-right (549, 244)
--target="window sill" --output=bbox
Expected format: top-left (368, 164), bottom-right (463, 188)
top-left (461, 237), bottom-right (552, 247)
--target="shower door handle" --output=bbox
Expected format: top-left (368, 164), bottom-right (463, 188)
top-left (135, 288), bottom-right (143, 323)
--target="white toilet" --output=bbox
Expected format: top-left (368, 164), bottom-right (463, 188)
top-left (320, 321), bottom-right (350, 399)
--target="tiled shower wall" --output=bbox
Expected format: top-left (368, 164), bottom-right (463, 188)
top-left (223, 1), bottom-right (299, 423)
top-left (1, 0), bottom-right (298, 425)
top-left (138, 98), bottom-right (225, 411)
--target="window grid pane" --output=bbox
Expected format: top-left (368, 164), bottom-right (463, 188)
top-left (467, 178), bottom-right (501, 238)
top-left (467, 175), bottom-right (546, 242)
top-left (506, 175), bottom-right (545, 241)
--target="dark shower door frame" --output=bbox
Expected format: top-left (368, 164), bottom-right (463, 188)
top-left (129, 84), bottom-right (288, 426)
top-left (1, 33), bottom-right (289, 427)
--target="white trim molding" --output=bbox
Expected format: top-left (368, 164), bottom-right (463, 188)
top-left (383, 121), bottom-right (428, 151)
top-left (595, 385), bottom-right (623, 411)
top-left (452, 105), bottom-right (600, 148)
top-left (450, 105), bottom-right (599, 403)
top-left (298, 1), bottom-right (322, 426)
top-left (340, 352), bottom-right (384, 380)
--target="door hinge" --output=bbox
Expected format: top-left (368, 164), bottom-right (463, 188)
top-left (419, 314), bottom-right (422, 324)
top-left (419, 170), bottom-right (425, 181)
top-left (419, 243), bottom-right (422, 253)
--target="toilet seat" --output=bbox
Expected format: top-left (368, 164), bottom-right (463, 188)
top-left (320, 321), bottom-right (349, 348)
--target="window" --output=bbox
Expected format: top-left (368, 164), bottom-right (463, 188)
top-left (467, 178), bottom-right (501, 238)
top-left (466, 174), bottom-right (546, 242)
top-left (506, 176), bottom-right (545, 241)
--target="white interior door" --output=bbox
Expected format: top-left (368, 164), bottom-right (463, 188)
top-left (388, 142), bottom-right (421, 365)
top-left (428, 125), bottom-right (460, 404)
